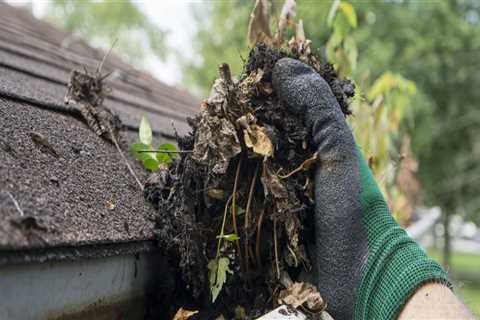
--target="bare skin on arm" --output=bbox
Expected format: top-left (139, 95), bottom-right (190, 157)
top-left (398, 283), bottom-right (474, 320)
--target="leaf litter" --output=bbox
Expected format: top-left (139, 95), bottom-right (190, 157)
top-left (144, 1), bottom-right (355, 318)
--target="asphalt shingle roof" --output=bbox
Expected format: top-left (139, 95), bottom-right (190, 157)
top-left (0, 3), bottom-right (198, 255)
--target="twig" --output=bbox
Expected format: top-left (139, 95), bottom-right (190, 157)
top-left (244, 162), bottom-right (260, 272)
top-left (255, 208), bottom-right (265, 268)
top-left (278, 152), bottom-right (318, 179)
top-left (4, 191), bottom-right (24, 217)
top-left (231, 158), bottom-right (243, 264)
top-left (278, 165), bottom-right (304, 179)
top-left (96, 38), bottom-right (118, 74)
top-left (108, 125), bottom-right (144, 191)
top-left (273, 218), bottom-right (280, 280)
top-left (137, 150), bottom-right (193, 154)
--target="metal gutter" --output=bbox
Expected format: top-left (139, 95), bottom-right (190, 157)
top-left (0, 243), bottom-right (167, 320)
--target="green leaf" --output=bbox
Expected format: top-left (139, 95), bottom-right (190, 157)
top-left (332, 11), bottom-right (352, 38)
top-left (216, 233), bottom-right (240, 242)
top-left (208, 257), bottom-right (232, 303)
top-left (327, 0), bottom-right (340, 27)
top-left (339, 1), bottom-right (357, 28)
top-left (129, 143), bottom-right (151, 161)
top-left (143, 158), bottom-right (159, 171)
top-left (139, 116), bottom-right (152, 146)
top-left (235, 206), bottom-right (245, 216)
top-left (326, 30), bottom-right (342, 63)
top-left (156, 143), bottom-right (177, 164)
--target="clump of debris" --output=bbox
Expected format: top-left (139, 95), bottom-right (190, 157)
top-left (144, 1), bottom-right (354, 318)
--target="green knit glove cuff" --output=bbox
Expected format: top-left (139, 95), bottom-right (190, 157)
top-left (354, 148), bottom-right (450, 320)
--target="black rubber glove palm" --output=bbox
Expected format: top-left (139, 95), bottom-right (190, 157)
top-left (272, 58), bottom-right (449, 320)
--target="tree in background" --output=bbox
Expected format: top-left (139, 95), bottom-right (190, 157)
top-left (352, 0), bottom-right (480, 267)
top-left (43, 0), bottom-right (166, 67)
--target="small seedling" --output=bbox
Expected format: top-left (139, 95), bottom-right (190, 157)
top-left (130, 116), bottom-right (178, 171)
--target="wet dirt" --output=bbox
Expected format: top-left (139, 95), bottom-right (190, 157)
top-left (145, 43), bottom-right (354, 319)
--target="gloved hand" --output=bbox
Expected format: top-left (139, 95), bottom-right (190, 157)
top-left (272, 58), bottom-right (449, 320)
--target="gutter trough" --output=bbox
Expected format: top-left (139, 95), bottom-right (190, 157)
top-left (0, 243), bottom-right (167, 320)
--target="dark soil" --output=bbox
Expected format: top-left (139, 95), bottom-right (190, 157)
top-left (145, 43), bottom-right (354, 319)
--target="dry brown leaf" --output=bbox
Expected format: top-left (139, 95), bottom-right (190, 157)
top-left (275, 0), bottom-right (297, 45)
top-left (261, 162), bottom-right (288, 199)
top-left (296, 19), bottom-right (306, 42)
top-left (172, 307), bottom-right (199, 320)
top-left (192, 106), bottom-right (241, 174)
top-left (106, 199), bottom-right (115, 210)
top-left (247, 0), bottom-right (272, 47)
top-left (238, 69), bottom-right (265, 102)
top-left (277, 282), bottom-right (325, 313)
top-left (237, 112), bottom-right (273, 157)
top-left (244, 124), bottom-right (273, 157)
top-left (207, 78), bottom-right (229, 115)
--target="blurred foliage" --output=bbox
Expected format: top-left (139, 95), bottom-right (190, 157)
top-left (43, 0), bottom-right (166, 66)
top-left (183, 1), bottom-right (252, 94)
top-left (186, 0), bottom-right (480, 229)
top-left (352, 1), bottom-right (480, 228)
top-left (327, 0), bottom-right (417, 224)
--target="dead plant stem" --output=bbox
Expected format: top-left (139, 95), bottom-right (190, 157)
top-left (108, 125), bottom-right (144, 191)
top-left (4, 191), bottom-right (24, 216)
top-left (232, 158), bottom-right (243, 263)
top-left (244, 162), bottom-right (260, 272)
top-left (273, 218), bottom-right (280, 280)
top-left (255, 208), bottom-right (265, 267)
top-left (216, 195), bottom-right (233, 261)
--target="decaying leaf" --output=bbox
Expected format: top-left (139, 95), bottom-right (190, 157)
top-left (192, 109), bottom-right (241, 174)
top-left (65, 69), bottom-right (120, 143)
top-left (261, 162), bottom-right (288, 199)
top-left (247, 0), bottom-right (272, 47)
top-left (277, 282), bottom-right (325, 313)
top-left (238, 69), bottom-right (265, 104)
top-left (172, 307), bottom-right (199, 320)
top-left (207, 78), bottom-right (229, 115)
top-left (284, 216), bottom-right (310, 269)
top-left (296, 19), bottom-right (306, 42)
top-left (208, 257), bottom-right (233, 302)
top-left (275, 0), bottom-right (297, 45)
top-left (244, 125), bottom-right (273, 157)
top-left (237, 113), bottom-right (273, 157)
top-left (234, 306), bottom-right (247, 320)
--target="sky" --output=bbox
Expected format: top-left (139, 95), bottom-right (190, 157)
top-left (8, 0), bottom-right (196, 86)
top-left (138, 1), bottom-right (196, 85)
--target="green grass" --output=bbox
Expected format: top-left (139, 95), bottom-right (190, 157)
top-left (428, 248), bottom-right (480, 316)
top-left (458, 284), bottom-right (480, 316)
top-left (428, 249), bottom-right (480, 273)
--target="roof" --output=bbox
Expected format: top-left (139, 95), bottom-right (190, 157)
top-left (0, 3), bottom-right (198, 256)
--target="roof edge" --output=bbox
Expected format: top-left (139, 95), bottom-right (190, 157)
top-left (0, 240), bottom-right (158, 266)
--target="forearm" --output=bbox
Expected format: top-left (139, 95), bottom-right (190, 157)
top-left (398, 282), bottom-right (474, 320)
